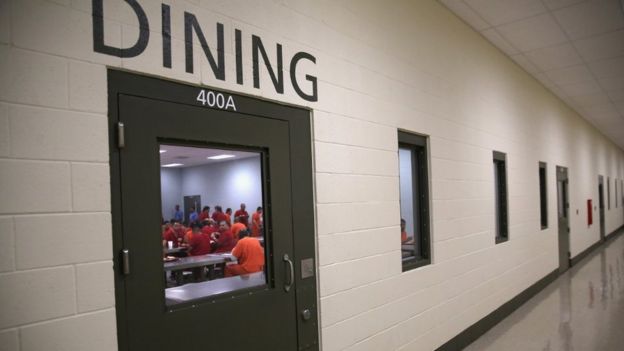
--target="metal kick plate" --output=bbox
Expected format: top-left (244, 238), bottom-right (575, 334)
top-left (301, 258), bottom-right (314, 279)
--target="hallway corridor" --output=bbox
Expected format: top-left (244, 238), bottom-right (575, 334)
top-left (465, 230), bottom-right (624, 351)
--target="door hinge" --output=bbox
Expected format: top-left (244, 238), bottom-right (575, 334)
top-left (121, 249), bottom-right (130, 275)
top-left (117, 122), bottom-right (125, 148)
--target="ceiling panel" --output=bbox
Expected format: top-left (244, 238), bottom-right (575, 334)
top-left (496, 13), bottom-right (568, 52)
top-left (559, 80), bottom-right (604, 98)
top-left (568, 93), bottom-right (613, 107)
top-left (544, 64), bottom-right (595, 86)
top-left (464, 0), bottom-right (547, 26)
top-left (573, 29), bottom-right (624, 61)
top-left (440, 0), bottom-right (490, 30)
top-left (599, 76), bottom-right (624, 91)
top-left (587, 56), bottom-right (624, 79)
top-left (480, 28), bottom-right (519, 54)
top-left (553, 0), bottom-right (624, 40)
top-left (524, 43), bottom-right (583, 71)
top-left (440, 0), bottom-right (624, 150)
top-left (510, 53), bottom-right (540, 74)
top-left (608, 89), bottom-right (624, 102)
top-left (542, 0), bottom-right (585, 11)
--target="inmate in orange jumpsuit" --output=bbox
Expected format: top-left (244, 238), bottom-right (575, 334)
top-left (225, 237), bottom-right (264, 277)
top-left (230, 222), bottom-right (247, 239)
top-left (251, 211), bottom-right (262, 237)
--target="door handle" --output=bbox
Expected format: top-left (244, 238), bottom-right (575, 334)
top-left (283, 254), bottom-right (294, 292)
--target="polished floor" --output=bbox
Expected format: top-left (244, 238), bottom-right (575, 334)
top-left (465, 230), bottom-right (624, 351)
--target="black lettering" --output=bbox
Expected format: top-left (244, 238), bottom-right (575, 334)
top-left (184, 13), bottom-right (225, 79)
top-left (162, 4), bottom-right (171, 68)
top-left (252, 35), bottom-right (283, 94)
top-left (290, 52), bottom-right (318, 102)
top-left (92, 0), bottom-right (149, 58)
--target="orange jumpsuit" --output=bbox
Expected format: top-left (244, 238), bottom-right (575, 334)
top-left (225, 237), bottom-right (265, 277)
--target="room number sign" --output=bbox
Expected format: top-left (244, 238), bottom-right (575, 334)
top-left (196, 90), bottom-right (237, 111)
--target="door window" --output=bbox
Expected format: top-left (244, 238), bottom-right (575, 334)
top-left (159, 144), bottom-right (267, 306)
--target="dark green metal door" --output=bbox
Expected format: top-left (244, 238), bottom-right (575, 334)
top-left (109, 70), bottom-right (318, 351)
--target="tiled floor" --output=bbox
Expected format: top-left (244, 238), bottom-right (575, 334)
top-left (465, 230), bottom-right (624, 351)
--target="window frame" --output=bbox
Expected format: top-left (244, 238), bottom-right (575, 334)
top-left (493, 151), bottom-right (508, 244)
top-left (398, 131), bottom-right (431, 271)
top-left (539, 162), bottom-right (548, 230)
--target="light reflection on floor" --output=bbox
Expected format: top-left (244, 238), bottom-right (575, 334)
top-left (465, 230), bottom-right (624, 351)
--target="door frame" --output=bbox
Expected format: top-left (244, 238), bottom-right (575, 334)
top-left (598, 175), bottom-right (605, 242)
top-left (556, 166), bottom-right (570, 273)
top-left (108, 70), bottom-right (318, 350)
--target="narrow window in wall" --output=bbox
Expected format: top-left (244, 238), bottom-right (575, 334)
top-left (608, 177), bottom-right (611, 210)
top-left (494, 151), bottom-right (508, 243)
top-left (539, 162), bottom-right (548, 229)
top-left (398, 131), bottom-right (430, 271)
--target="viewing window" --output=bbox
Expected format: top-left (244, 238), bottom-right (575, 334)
top-left (539, 162), bottom-right (548, 229)
top-left (160, 144), bottom-right (267, 306)
top-left (494, 151), bottom-right (508, 243)
top-left (608, 177), bottom-right (611, 210)
top-left (398, 131), bottom-right (430, 271)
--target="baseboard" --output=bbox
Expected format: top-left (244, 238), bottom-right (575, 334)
top-left (436, 269), bottom-right (559, 351)
top-left (437, 223), bottom-right (624, 351)
top-left (571, 224), bottom-right (624, 266)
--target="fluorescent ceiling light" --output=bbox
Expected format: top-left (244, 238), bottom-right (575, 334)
top-left (159, 150), bottom-right (167, 153)
top-left (162, 163), bottom-right (183, 167)
top-left (208, 154), bottom-right (235, 160)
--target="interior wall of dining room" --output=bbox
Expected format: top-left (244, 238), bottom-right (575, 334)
top-left (160, 157), bottom-right (262, 221)
top-left (1, 1), bottom-right (624, 351)
top-left (161, 168), bottom-right (183, 221)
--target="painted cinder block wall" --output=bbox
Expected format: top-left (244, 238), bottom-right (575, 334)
top-left (1, 0), bottom-right (624, 350)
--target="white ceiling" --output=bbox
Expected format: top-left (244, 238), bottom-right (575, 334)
top-left (159, 144), bottom-right (259, 168)
top-left (440, 0), bottom-right (624, 150)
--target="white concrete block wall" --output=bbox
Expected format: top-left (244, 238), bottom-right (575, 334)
top-left (0, 1), bottom-right (623, 351)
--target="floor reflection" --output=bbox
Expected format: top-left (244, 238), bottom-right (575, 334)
top-left (465, 231), bottom-right (624, 351)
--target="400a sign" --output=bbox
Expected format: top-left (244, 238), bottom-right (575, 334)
top-left (195, 90), bottom-right (237, 111)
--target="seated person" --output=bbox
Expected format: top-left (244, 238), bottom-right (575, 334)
top-left (225, 230), bottom-right (265, 277)
top-left (201, 218), bottom-right (218, 234)
top-left (187, 223), bottom-right (212, 256)
top-left (401, 218), bottom-right (413, 244)
top-left (211, 221), bottom-right (236, 253)
top-left (162, 220), bottom-right (186, 248)
top-left (230, 217), bottom-right (247, 239)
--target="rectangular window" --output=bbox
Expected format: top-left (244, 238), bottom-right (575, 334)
top-left (493, 151), bottom-right (508, 243)
top-left (398, 131), bottom-right (430, 271)
top-left (539, 162), bottom-right (548, 229)
top-left (608, 177), bottom-right (611, 210)
top-left (160, 144), bottom-right (266, 306)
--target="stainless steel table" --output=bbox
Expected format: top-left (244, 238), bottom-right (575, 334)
top-left (166, 272), bottom-right (266, 304)
top-left (163, 246), bottom-right (188, 255)
top-left (164, 253), bottom-right (235, 285)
